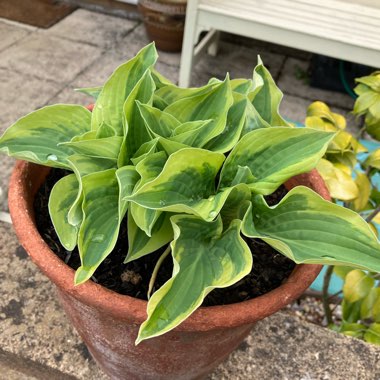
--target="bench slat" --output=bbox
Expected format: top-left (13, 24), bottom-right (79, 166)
top-left (199, 0), bottom-right (380, 49)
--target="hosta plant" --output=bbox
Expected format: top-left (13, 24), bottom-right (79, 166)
top-left (1, 43), bottom-right (380, 344)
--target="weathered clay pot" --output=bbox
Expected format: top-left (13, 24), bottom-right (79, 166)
top-left (8, 161), bottom-right (329, 380)
top-left (138, 0), bottom-right (187, 52)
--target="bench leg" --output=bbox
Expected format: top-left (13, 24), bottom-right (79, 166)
top-left (207, 31), bottom-right (220, 56)
top-left (179, 1), bottom-right (200, 87)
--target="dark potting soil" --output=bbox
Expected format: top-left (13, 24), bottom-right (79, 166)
top-left (34, 169), bottom-right (295, 306)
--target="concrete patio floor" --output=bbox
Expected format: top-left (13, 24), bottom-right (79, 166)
top-left (0, 7), bottom-right (379, 380)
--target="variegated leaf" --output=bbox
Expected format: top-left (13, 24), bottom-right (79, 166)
top-left (0, 105), bottom-right (91, 168)
top-left (48, 174), bottom-right (79, 250)
top-left (136, 216), bottom-right (252, 343)
top-left (75, 166), bottom-right (139, 284)
top-left (126, 211), bottom-right (173, 263)
top-left (219, 127), bottom-right (334, 194)
top-left (242, 186), bottom-right (380, 272)
top-left (91, 43), bottom-right (158, 135)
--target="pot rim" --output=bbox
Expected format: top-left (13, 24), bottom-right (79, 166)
top-left (9, 161), bottom-right (328, 331)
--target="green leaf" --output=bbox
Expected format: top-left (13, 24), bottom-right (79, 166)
top-left (127, 148), bottom-right (229, 220)
top-left (249, 57), bottom-right (290, 127)
top-left (75, 166), bottom-right (139, 284)
top-left (61, 136), bottom-right (123, 160)
top-left (354, 92), bottom-right (380, 115)
top-left (130, 138), bottom-right (159, 166)
top-left (66, 155), bottom-right (116, 226)
top-left (219, 183), bottom-right (251, 228)
top-left (151, 68), bottom-right (173, 89)
top-left (0, 105), bottom-right (91, 168)
top-left (118, 69), bottom-right (156, 166)
top-left (137, 102), bottom-right (181, 139)
top-left (230, 78), bottom-right (253, 95)
top-left (242, 186), bottom-right (380, 272)
top-left (364, 323), bottom-right (380, 345)
top-left (136, 217), bottom-right (252, 343)
top-left (219, 127), bottom-right (334, 194)
top-left (339, 322), bottom-right (366, 339)
top-left (132, 151), bottom-right (167, 235)
top-left (126, 211), bottom-right (173, 263)
top-left (204, 92), bottom-right (247, 152)
top-left (361, 288), bottom-right (380, 321)
top-left (48, 174), bottom-right (79, 250)
top-left (164, 77), bottom-right (234, 147)
top-left (91, 43), bottom-right (158, 135)
top-left (75, 86), bottom-right (103, 99)
top-left (356, 75), bottom-right (380, 92)
top-left (364, 149), bottom-right (380, 170)
top-left (241, 101), bottom-right (271, 136)
top-left (154, 81), bottom-right (216, 105)
top-left (342, 299), bottom-right (362, 323)
top-left (343, 269), bottom-right (375, 303)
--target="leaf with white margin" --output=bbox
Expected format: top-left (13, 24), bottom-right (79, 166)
top-left (119, 69), bottom-right (156, 166)
top-left (219, 127), bottom-right (334, 195)
top-left (66, 154), bottom-right (116, 226)
top-left (231, 78), bottom-right (253, 95)
top-left (0, 105), bottom-right (91, 169)
top-left (48, 174), bottom-right (79, 251)
top-left (136, 216), bottom-right (252, 343)
top-left (91, 43), bottom-right (158, 135)
top-left (131, 151), bottom-right (167, 235)
top-left (242, 186), bottom-right (380, 272)
top-left (151, 68), bottom-right (173, 89)
top-left (219, 183), bottom-right (251, 228)
top-left (75, 86), bottom-right (102, 99)
top-left (154, 81), bottom-right (216, 105)
top-left (163, 77), bottom-right (233, 147)
top-left (131, 138), bottom-right (159, 166)
top-left (241, 101), bottom-right (271, 135)
top-left (205, 92), bottom-right (247, 152)
top-left (74, 166), bottom-right (139, 284)
top-left (60, 136), bottom-right (123, 160)
top-left (249, 56), bottom-right (290, 127)
top-left (137, 102), bottom-right (181, 138)
top-left (125, 211), bottom-right (173, 263)
top-left (126, 148), bottom-right (233, 221)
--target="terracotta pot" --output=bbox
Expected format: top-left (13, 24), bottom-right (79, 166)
top-left (8, 161), bottom-right (329, 380)
top-left (138, 0), bottom-right (187, 52)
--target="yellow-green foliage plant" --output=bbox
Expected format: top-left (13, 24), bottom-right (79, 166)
top-left (1, 44), bottom-right (380, 344)
top-left (353, 71), bottom-right (380, 140)
top-left (305, 93), bottom-right (380, 344)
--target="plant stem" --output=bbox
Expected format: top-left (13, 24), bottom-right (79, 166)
top-left (365, 204), bottom-right (380, 223)
top-left (322, 266), bottom-right (334, 326)
top-left (148, 245), bottom-right (171, 300)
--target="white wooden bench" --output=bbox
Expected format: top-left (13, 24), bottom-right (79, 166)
top-left (179, 0), bottom-right (380, 87)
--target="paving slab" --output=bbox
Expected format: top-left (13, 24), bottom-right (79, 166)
top-left (209, 312), bottom-right (380, 380)
top-left (0, 67), bottom-right (61, 131)
top-left (0, 32), bottom-right (103, 84)
top-left (0, 20), bottom-right (31, 52)
top-left (0, 156), bottom-right (15, 212)
top-left (1, 217), bottom-right (380, 380)
top-left (278, 57), bottom-right (355, 110)
top-left (47, 9), bottom-right (137, 48)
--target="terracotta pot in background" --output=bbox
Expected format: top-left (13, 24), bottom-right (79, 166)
top-left (138, 0), bottom-right (187, 52)
top-left (8, 161), bottom-right (329, 380)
